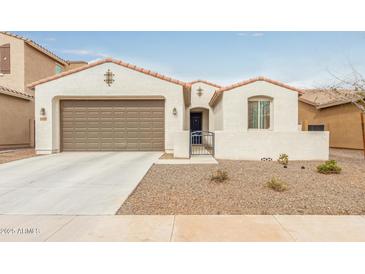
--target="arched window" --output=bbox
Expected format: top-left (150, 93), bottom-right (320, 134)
top-left (248, 96), bottom-right (272, 129)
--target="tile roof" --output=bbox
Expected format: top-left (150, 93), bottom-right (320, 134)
top-left (188, 80), bottom-right (222, 88)
top-left (28, 58), bottom-right (188, 88)
top-left (299, 89), bottom-right (360, 109)
top-left (0, 85), bottom-right (33, 100)
top-left (209, 76), bottom-right (304, 106)
top-left (1, 32), bottom-right (68, 65)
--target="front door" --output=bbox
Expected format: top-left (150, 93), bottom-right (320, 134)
top-left (190, 112), bottom-right (202, 144)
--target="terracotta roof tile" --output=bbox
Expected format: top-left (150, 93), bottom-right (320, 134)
top-left (0, 85), bottom-right (33, 100)
top-left (299, 89), bottom-right (359, 109)
top-left (209, 76), bottom-right (304, 106)
top-left (28, 58), bottom-right (188, 88)
top-left (188, 80), bottom-right (222, 88)
top-left (215, 77), bottom-right (304, 93)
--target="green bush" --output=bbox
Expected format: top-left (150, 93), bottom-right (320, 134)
top-left (317, 160), bottom-right (342, 174)
top-left (266, 177), bottom-right (288, 192)
top-left (278, 153), bottom-right (289, 165)
top-left (210, 169), bottom-right (229, 183)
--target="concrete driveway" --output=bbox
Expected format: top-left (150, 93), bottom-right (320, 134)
top-left (0, 152), bottom-right (161, 215)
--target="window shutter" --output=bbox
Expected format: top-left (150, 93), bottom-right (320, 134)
top-left (0, 43), bottom-right (10, 74)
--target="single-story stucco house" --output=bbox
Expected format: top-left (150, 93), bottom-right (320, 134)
top-left (28, 58), bottom-right (329, 160)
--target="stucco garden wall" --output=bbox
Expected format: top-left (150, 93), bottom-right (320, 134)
top-left (212, 80), bottom-right (329, 160)
top-left (215, 131), bottom-right (329, 160)
top-left (173, 131), bottom-right (190, 158)
top-left (35, 62), bottom-right (185, 154)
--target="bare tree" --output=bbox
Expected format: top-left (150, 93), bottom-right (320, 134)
top-left (322, 65), bottom-right (365, 158)
top-left (324, 65), bottom-right (365, 112)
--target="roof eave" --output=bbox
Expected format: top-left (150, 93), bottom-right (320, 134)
top-left (183, 85), bottom-right (192, 107)
top-left (25, 41), bottom-right (68, 66)
top-left (209, 91), bottom-right (222, 107)
top-left (0, 87), bottom-right (34, 101)
top-left (1, 32), bottom-right (68, 66)
top-left (189, 80), bottom-right (222, 88)
top-left (210, 77), bottom-right (304, 107)
top-left (27, 58), bottom-right (188, 89)
top-left (316, 100), bottom-right (353, 109)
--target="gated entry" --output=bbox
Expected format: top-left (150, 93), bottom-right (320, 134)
top-left (190, 131), bottom-right (215, 156)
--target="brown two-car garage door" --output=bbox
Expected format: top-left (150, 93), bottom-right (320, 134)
top-left (60, 100), bottom-right (165, 151)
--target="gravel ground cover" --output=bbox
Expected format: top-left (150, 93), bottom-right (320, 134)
top-left (118, 150), bottom-right (365, 215)
top-left (0, 149), bottom-right (38, 164)
top-left (159, 153), bottom-right (174, 159)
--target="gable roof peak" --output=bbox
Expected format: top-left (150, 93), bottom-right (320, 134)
top-left (28, 58), bottom-right (188, 88)
top-left (209, 76), bottom-right (304, 107)
top-left (188, 80), bottom-right (222, 88)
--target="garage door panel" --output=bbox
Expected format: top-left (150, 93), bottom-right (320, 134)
top-left (61, 100), bottom-right (164, 151)
top-left (126, 143), bottom-right (138, 150)
top-left (152, 132), bottom-right (164, 138)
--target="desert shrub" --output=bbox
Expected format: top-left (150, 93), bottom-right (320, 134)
top-left (317, 160), bottom-right (342, 174)
top-left (210, 169), bottom-right (228, 183)
top-left (266, 177), bottom-right (288, 192)
top-left (278, 153), bottom-right (289, 165)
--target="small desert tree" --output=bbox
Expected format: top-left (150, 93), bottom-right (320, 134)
top-left (324, 65), bottom-right (365, 112)
top-left (321, 65), bottom-right (365, 158)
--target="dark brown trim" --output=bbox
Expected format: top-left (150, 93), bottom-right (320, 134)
top-left (60, 101), bottom-right (64, 152)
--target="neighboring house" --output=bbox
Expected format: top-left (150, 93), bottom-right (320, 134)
top-left (28, 58), bottom-right (329, 160)
top-left (0, 32), bottom-right (86, 149)
top-left (299, 89), bottom-right (364, 150)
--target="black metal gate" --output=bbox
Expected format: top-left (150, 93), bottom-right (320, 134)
top-left (190, 131), bottom-right (215, 156)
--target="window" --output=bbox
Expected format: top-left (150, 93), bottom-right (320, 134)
top-left (308, 124), bottom-right (324, 131)
top-left (248, 98), bottom-right (271, 129)
top-left (0, 43), bottom-right (10, 74)
top-left (55, 64), bottom-right (63, 74)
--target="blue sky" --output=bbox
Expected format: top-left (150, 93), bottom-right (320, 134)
top-left (14, 31), bottom-right (365, 87)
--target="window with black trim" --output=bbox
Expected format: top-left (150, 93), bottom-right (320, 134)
top-left (308, 124), bottom-right (324, 131)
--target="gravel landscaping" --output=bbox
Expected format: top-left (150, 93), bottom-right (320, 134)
top-left (118, 150), bottom-right (365, 215)
top-left (0, 149), bottom-right (38, 164)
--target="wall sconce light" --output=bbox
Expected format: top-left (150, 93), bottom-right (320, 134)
top-left (40, 108), bottom-right (46, 116)
top-left (172, 107), bottom-right (177, 116)
top-left (40, 108), bottom-right (47, 121)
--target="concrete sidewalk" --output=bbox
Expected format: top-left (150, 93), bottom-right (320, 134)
top-left (0, 215), bottom-right (365, 242)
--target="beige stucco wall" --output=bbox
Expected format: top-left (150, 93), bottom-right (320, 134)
top-left (34, 62), bottom-right (185, 154)
top-left (24, 44), bottom-right (65, 96)
top-left (0, 33), bottom-right (25, 92)
top-left (221, 81), bottom-right (299, 131)
top-left (65, 61), bottom-right (88, 71)
top-left (299, 101), bottom-right (364, 150)
top-left (0, 93), bottom-right (34, 148)
top-left (185, 82), bottom-right (217, 131)
top-left (211, 80), bottom-right (329, 160)
top-left (220, 81), bottom-right (299, 132)
top-left (0, 33), bottom-right (67, 150)
top-left (173, 131), bottom-right (190, 158)
top-left (215, 131), bottom-right (329, 160)
top-left (213, 96), bottom-right (223, 130)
